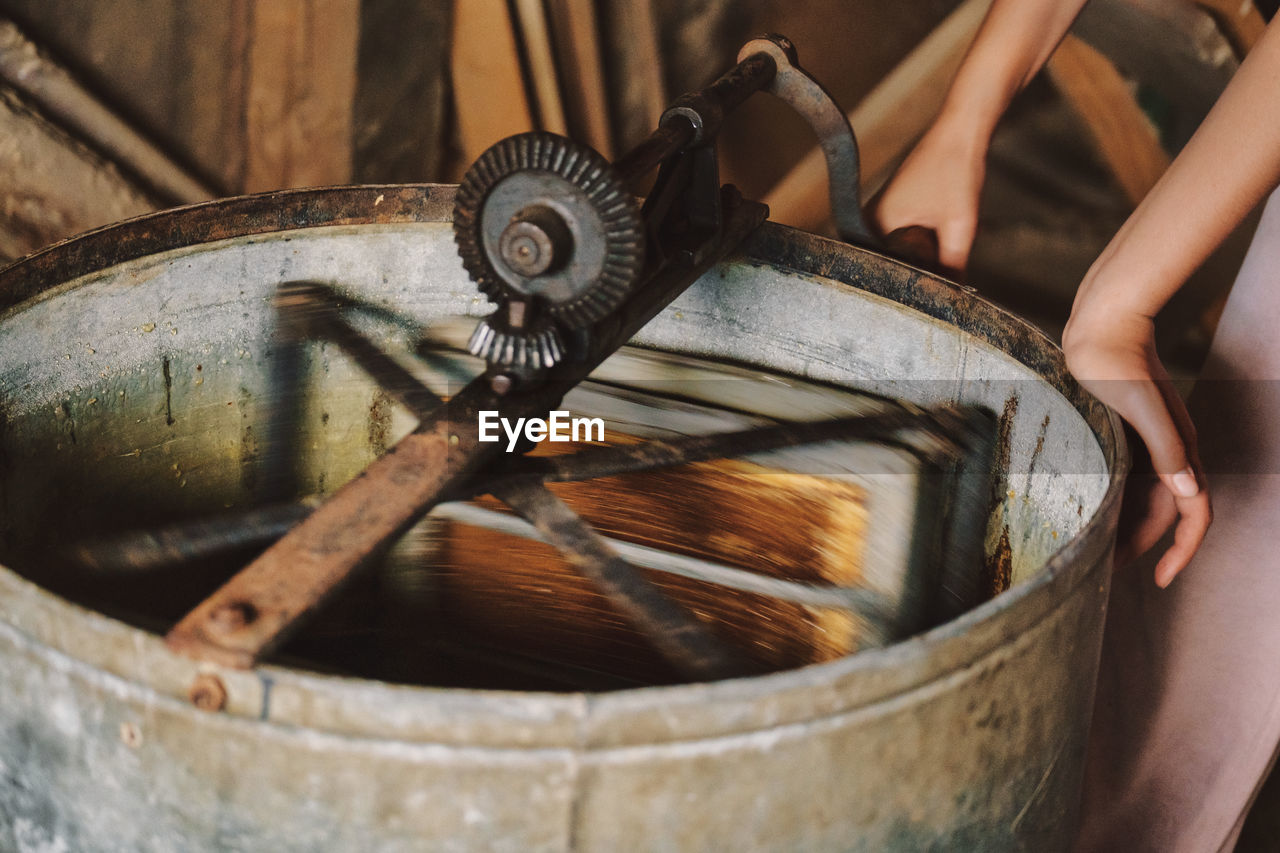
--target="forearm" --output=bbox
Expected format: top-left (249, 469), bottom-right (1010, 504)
top-left (876, 0), bottom-right (1090, 269)
top-left (933, 0), bottom-right (1089, 145)
top-left (1068, 17), bottom-right (1280, 329)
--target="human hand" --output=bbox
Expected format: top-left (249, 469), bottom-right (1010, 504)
top-left (873, 119), bottom-right (988, 276)
top-left (1062, 307), bottom-right (1211, 586)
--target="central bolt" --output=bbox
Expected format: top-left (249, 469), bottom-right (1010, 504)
top-left (188, 673), bottom-right (228, 712)
top-left (208, 601), bottom-right (257, 634)
top-left (498, 205), bottom-right (572, 278)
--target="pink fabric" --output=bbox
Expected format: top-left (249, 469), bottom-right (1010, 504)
top-left (1078, 187), bottom-right (1280, 852)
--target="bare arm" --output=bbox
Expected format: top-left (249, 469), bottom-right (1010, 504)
top-left (875, 0), bottom-right (1088, 271)
top-left (939, 0), bottom-right (1088, 139)
top-left (1067, 20), bottom-right (1280, 324)
top-left (880, 4), bottom-right (1280, 585)
top-left (1062, 17), bottom-right (1280, 584)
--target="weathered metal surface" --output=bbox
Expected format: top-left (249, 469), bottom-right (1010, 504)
top-left (275, 281), bottom-right (442, 420)
top-left (0, 184), bottom-right (1125, 851)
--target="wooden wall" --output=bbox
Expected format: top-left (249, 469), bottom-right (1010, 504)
top-left (2, 0), bottom-right (255, 193)
top-left (0, 0), bottom-right (450, 194)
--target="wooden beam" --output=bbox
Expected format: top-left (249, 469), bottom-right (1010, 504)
top-left (451, 0), bottom-right (536, 166)
top-left (352, 0), bottom-right (454, 183)
top-left (0, 18), bottom-right (214, 204)
top-left (0, 0), bottom-right (250, 194)
top-left (512, 0), bottom-right (569, 136)
top-left (620, 0), bottom-right (665, 130)
top-left (1193, 0), bottom-right (1267, 56)
top-left (0, 85), bottom-right (155, 261)
top-left (606, 0), bottom-right (666, 150)
top-left (243, 0), bottom-right (360, 192)
top-left (761, 0), bottom-right (994, 234)
top-left (545, 0), bottom-right (614, 156)
top-left (1047, 35), bottom-right (1170, 206)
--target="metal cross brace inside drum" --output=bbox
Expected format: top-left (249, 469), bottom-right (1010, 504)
top-left (79, 403), bottom-right (988, 619)
top-left (162, 36), bottom-right (928, 679)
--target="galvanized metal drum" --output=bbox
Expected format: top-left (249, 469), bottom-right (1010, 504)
top-left (0, 186), bottom-right (1124, 851)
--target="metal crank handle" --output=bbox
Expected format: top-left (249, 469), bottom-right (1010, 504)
top-left (881, 225), bottom-right (945, 275)
top-left (736, 35), bottom-right (880, 249)
top-left (861, 181), bottom-right (949, 276)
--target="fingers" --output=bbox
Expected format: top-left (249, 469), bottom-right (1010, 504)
top-left (1094, 377), bottom-right (1199, 498)
top-left (1062, 320), bottom-right (1211, 586)
top-left (936, 216), bottom-right (977, 274)
top-left (1129, 365), bottom-right (1210, 585)
top-left (1097, 383), bottom-right (1209, 585)
top-left (870, 135), bottom-right (983, 278)
top-left (1114, 478), bottom-right (1175, 567)
top-left (1154, 373), bottom-right (1204, 476)
top-left (1153, 491), bottom-right (1213, 587)
top-left (1103, 383), bottom-right (1210, 584)
top-left (876, 217), bottom-right (972, 278)
top-left (881, 226), bottom-right (943, 272)
top-left (1112, 460), bottom-right (1212, 587)
top-left (873, 196), bottom-right (973, 274)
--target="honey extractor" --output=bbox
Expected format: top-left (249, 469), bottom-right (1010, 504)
top-left (0, 35), bottom-right (1125, 853)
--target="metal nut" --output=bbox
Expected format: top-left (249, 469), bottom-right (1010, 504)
top-left (490, 373), bottom-right (514, 395)
top-left (498, 205), bottom-right (572, 278)
top-left (208, 601), bottom-right (257, 634)
top-left (188, 674), bottom-right (228, 712)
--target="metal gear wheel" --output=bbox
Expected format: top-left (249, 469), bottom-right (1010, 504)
top-left (453, 132), bottom-right (645, 330)
top-left (466, 315), bottom-right (566, 370)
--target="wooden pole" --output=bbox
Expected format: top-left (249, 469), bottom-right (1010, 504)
top-left (1047, 35), bottom-right (1171, 206)
top-left (512, 0), bottom-right (569, 135)
top-left (545, 0), bottom-right (614, 156)
top-left (451, 0), bottom-right (537, 165)
top-left (243, 0), bottom-right (360, 192)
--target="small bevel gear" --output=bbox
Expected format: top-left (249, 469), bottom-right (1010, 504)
top-left (453, 132), bottom-right (646, 333)
top-left (467, 315), bottom-right (565, 371)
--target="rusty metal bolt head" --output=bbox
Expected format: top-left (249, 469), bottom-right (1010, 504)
top-left (490, 373), bottom-right (514, 395)
top-left (208, 601), bottom-right (257, 634)
top-left (188, 673), bottom-right (228, 712)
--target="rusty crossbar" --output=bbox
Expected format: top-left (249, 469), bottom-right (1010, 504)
top-left (163, 192), bottom-right (768, 672)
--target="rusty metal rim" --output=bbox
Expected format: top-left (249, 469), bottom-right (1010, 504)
top-left (0, 184), bottom-right (1128, 746)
